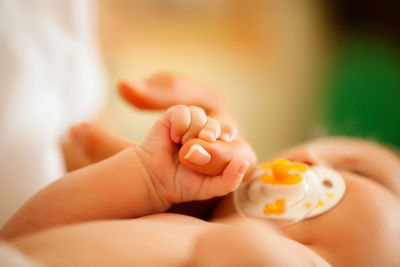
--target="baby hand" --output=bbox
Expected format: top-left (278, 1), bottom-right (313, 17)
top-left (137, 105), bottom-right (253, 205)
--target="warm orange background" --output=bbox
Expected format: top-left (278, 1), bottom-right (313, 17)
top-left (98, 0), bottom-right (329, 160)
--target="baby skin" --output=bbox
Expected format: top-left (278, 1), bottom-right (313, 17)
top-left (2, 73), bottom-right (400, 266)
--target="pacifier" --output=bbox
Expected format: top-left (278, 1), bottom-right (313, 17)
top-left (233, 159), bottom-right (346, 224)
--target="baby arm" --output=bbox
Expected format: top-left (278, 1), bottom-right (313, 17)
top-left (1, 106), bottom-right (252, 239)
top-left (0, 147), bottom-right (162, 240)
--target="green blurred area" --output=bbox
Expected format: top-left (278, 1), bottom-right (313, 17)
top-left (321, 36), bottom-right (400, 147)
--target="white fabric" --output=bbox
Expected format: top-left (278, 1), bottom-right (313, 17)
top-left (0, 0), bottom-right (105, 226)
top-left (0, 241), bottom-right (44, 267)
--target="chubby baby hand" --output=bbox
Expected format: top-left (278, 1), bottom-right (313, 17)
top-left (137, 105), bottom-right (256, 206)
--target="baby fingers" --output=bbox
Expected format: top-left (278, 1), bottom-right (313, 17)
top-left (199, 118), bottom-right (222, 142)
top-left (164, 105), bottom-right (237, 146)
top-left (164, 105), bottom-right (191, 143)
top-left (181, 106), bottom-right (208, 144)
top-left (219, 122), bottom-right (238, 143)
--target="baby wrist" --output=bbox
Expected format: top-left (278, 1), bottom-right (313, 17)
top-left (131, 147), bottom-right (172, 213)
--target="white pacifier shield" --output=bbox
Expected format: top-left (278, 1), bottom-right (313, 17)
top-left (234, 165), bottom-right (346, 223)
top-left (306, 166), bottom-right (346, 218)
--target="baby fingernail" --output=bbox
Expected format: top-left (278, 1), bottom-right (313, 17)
top-left (184, 144), bottom-right (211, 165)
top-left (220, 133), bottom-right (231, 143)
top-left (233, 161), bottom-right (249, 191)
top-left (238, 161), bottom-right (249, 176)
top-left (199, 129), bottom-right (215, 141)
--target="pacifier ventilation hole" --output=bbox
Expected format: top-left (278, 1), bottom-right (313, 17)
top-left (323, 179), bottom-right (333, 188)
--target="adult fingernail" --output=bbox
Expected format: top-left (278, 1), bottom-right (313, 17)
top-left (184, 144), bottom-right (211, 165)
top-left (199, 129), bottom-right (215, 142)
top-left (220, 133), bottom-right (231, 143)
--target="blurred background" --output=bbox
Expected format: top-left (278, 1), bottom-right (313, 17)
top-left (98, 0), bottom-right (400, 159)
top-left (98, 0), bottom-right (328, 160)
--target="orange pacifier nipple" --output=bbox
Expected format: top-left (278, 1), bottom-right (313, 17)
top-left (261, 159), bottom-right (305, 185)
top-left (234, 159), bottom-right (346, 224)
